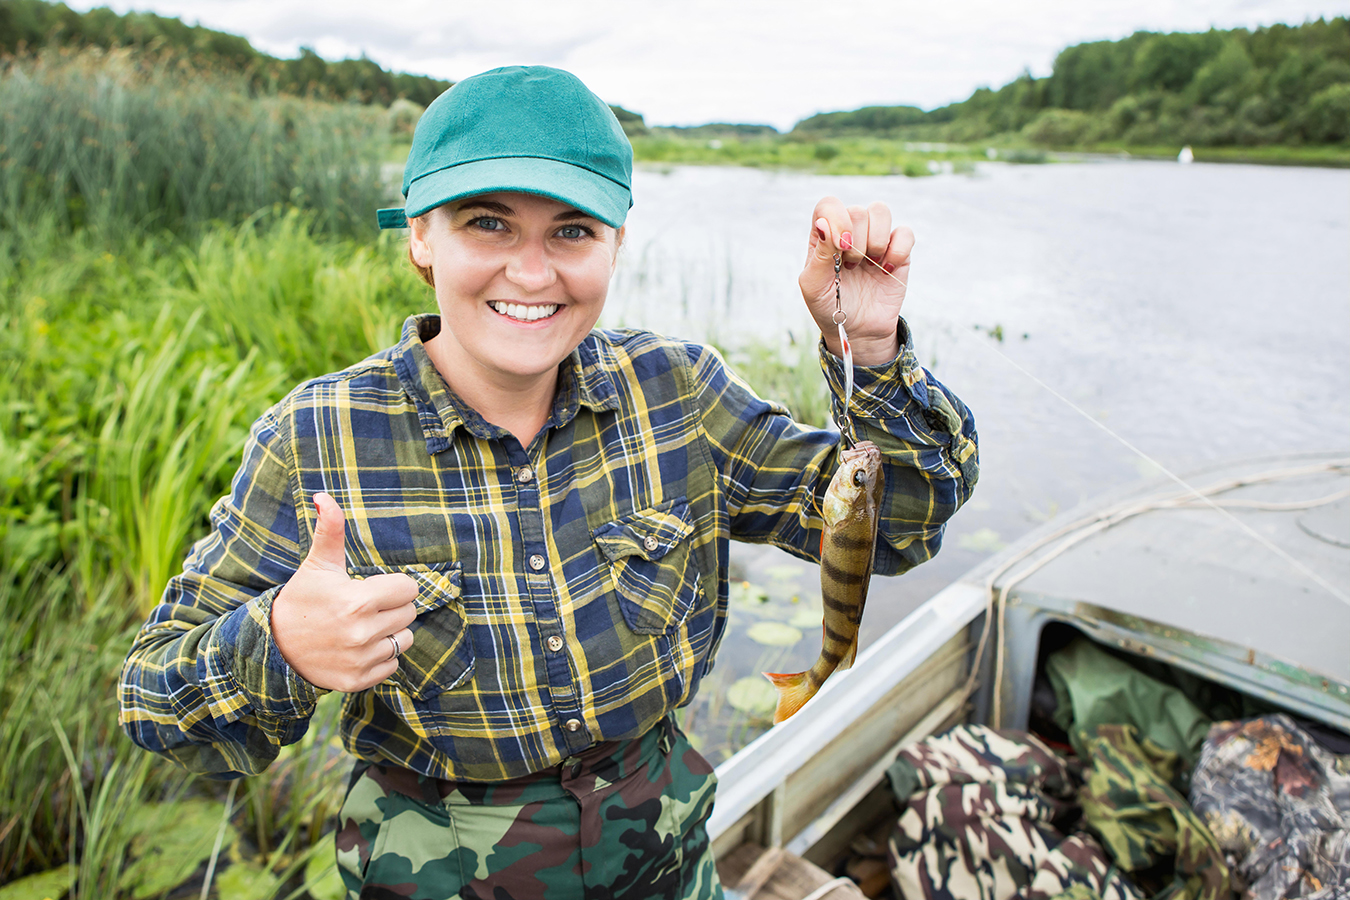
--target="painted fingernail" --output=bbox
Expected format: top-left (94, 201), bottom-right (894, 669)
top-left (815, 217), bottom-right (828, 242)
top-left (840, 232), bottom-right (853, 251)
top-left (883, 263), bottom-right (896, 273)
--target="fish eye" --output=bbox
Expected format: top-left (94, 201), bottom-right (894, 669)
top-left (852, 469), bottom-right (866, 486)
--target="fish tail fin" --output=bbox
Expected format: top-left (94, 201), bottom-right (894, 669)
top-left (763, 670), bottom-right (818, 723)
top-left (836, 634), bottom-right (860, 672)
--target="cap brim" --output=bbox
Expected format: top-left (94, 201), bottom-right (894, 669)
top-left (404, 157), bottom-right (631, 229)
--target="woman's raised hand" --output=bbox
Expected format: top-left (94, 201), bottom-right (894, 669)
top-left (798, 196), bottom-right (914, 366)
top-left (270, 492), bottom-right (419, 693)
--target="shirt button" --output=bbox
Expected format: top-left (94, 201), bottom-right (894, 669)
top-left (643, 535), bottom-right (660, 552)
top-left (565, 718), bottom-right (582, 733)
top-left (529, 554), bottom-right (546, 571)
top-left (546, 635), bottom-right (563, 652)
top-left (517, 466), bottom-right (534, 484)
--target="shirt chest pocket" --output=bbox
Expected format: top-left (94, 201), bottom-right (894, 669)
top-left (348, 561), bottom-right (474, 701)
top-left (593, 500), bottom-right (701, 635)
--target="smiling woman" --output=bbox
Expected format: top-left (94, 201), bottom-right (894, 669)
top-left (408, 194), bottom-right (623, 443)
top-left (117, 64), bottom-right (980, 900)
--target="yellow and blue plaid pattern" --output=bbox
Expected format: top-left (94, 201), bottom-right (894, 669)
top-left (120, 315), bottom-right (978, 782)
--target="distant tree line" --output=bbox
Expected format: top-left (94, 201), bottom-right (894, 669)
top-left (0, 0), bottom-right (453, 106)
top-left (794, 18), bottom-right (1350, 146)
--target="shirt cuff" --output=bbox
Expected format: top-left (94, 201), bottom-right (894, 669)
top-left (207, 587), bottom-right (326, 721)
top-left (818, 316), bottom-right (932, 419)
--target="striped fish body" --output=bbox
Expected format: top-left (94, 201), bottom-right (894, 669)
top-left (765, 441), bottom-right (885, 723)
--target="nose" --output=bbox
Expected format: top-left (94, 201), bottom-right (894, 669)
top-left (504, 238), bottom-right (557, 294)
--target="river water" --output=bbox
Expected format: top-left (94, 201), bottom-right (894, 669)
top-left (598, 160), bottom-right (1350, 759)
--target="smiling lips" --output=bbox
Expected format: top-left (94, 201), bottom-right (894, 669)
top-left (488, 301), bottom-right (560, 322)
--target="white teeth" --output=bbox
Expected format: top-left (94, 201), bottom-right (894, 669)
top-left (490, 302), bottom-right (559, 322)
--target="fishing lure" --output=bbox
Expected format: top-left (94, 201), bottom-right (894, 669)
top-left (832, 252), bottom-right (856, 448)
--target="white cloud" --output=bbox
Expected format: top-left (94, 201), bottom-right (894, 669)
top-left (64, 0), bottom-right (1350, 129)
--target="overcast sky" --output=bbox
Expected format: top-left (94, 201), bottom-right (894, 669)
top-left (67, 0), bottom-right (1350, 130)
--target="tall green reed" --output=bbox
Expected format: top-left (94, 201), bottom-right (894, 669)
top-left (0, 564), bottom-right (158, 888)
top-left (88, 306), bottom-right (285, 609)
top-left (177, 209), bottom-right (420, 386)
top-left (0, 213), bottom-right (427, 889)
top-left (0, 47), bottom-right (389, 237)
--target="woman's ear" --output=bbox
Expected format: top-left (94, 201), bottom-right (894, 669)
top-left (408, 215), bottom-right (433, 268)
top-left (612, 225), bottom-right (625, 270)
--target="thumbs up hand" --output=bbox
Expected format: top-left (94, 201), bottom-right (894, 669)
top-left (270, 492), bottom-right (419, 693)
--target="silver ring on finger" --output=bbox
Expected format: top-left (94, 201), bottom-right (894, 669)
top-left (387, 634), bottom-right (401, 660)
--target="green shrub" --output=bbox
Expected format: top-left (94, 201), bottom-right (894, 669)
top-left (1022, 108), bottom-right (1093, 147)
top-left (1299, 82), bottom-right (1350, 142)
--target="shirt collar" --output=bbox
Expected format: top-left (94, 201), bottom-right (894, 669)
top-left (391, 314), bottom-right (620, 454)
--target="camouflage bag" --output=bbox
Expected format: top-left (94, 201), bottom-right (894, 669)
top-left (334, 717), bottom-right (722, 900)
top-left (1077, 724), bottom-right (1229, 900)
top-left (1189, 714), bottom-right (1350, 899)
top-left (886, 724), bottom-right (1143, 900)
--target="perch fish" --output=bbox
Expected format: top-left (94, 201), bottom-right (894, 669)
top-left (764, 441), bottom-right (885, 723)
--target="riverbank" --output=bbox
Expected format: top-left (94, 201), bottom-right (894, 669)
top-left (633, 134), bottom-right (1350, 172)
top-left (387, 133), bottom-right (1349, 178)
top-left (1072, 142), bottom-right (1350, 167)
top-left (637, 135), bottom-right (1350, 172)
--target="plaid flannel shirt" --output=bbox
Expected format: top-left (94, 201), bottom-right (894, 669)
top-left (120, 314), bottom-right (978, 782)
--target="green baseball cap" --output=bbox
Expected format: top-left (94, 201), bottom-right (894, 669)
top-left (376, 65), bottom-right (633, 230)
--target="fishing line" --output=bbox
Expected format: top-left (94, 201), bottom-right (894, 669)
top-left (850, 251), bottom-right (1350, 609)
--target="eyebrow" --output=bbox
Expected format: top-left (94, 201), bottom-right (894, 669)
top-left (454, 200), bottom-right (593, 222)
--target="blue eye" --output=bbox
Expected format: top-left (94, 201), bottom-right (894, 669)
top-left (474, 217), bottom-right (504, 231)
top-left (557, 224), bottom-right (587, 239)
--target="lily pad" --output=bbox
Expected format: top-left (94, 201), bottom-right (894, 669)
top-left (0, 864), bottom-right (72, 900)
top-left (726, 677), bottom-right (778, 716)
top-left (745, 621), bottom-right (803, 647)
top-left (215, 860), bottom-right (281, 899)
top-left (958, 527), bottom-right (1007, 554)
top-left (118, 797), bottom-right (233, 900)
top-left (763, 563), bottom-right (807, 582)
top-left (303, 834), bottom-right (347, 900)
top-left (789, 605), bottom-right (822, 629)
top-left (729, 580), bottom-right (769, 607)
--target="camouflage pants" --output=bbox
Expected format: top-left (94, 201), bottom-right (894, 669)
top-left (335, 718), bottom-right (723, 900)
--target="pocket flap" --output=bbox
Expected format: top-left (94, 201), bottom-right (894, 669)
top-left (593, 500), bottom-right (695, 564)
top-left (348, 562), bottom-right (462, 614)
top-left (347, 561), bottom-right (471, 701)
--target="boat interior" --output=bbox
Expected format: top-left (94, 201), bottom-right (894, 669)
top-left (710, 452), bottom-right (1350, 900)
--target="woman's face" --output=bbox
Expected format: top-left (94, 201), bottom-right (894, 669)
top-left (409, 192), bottom-right (622, 391)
